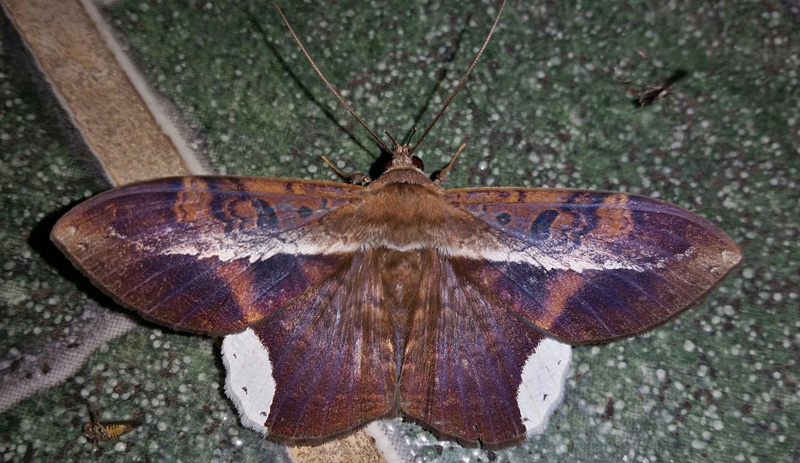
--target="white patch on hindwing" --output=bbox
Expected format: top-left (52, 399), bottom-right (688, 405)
top-left (222, 328), bottom-right (275, 435)
top-left (516, 338), bottom-right (572, 436)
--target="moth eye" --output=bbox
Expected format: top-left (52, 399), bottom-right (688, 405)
top-left (412, 156), bottom-right (424, 170)
top-left (384, 159), bottom-right (394, 170)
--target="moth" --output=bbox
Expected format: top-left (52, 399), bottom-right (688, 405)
top-left (51, 0), bottom-right (740, 447)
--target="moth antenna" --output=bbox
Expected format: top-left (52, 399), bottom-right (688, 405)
top-left (435, 142), bottom-right (467, 185)
top-left (272, 3), bottom-right (391, 153)
top-left (320, 156), bottom-right (371, 185)
top-left (409, 0), bottom-right (507, 155)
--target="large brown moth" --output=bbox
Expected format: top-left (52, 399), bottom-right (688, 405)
top-left (51, 0), bottom-right (741, 447)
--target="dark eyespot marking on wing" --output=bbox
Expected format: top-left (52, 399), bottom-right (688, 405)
top-left (297, 205), bottom-right (313, 218)
top-left (530, 209), bottom-right (559, 240)
top-left (495, 212), bottom-right (512, 226)
top-left (251, 199), bottom-right (279, 229)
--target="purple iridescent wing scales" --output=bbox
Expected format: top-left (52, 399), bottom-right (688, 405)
top-left (222, 250), bottom-right (396, 441)
top-left (51, 176), bottom-right (364, 334)
top-left (445, 188), bottom-right (742, 344)
top-left (399, 250), bottom-right (571, 446)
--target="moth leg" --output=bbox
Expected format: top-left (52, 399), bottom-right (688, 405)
top-left (434, 143), bottom-right (467, 185)
top-left (320, 155), bottom-right (371, 185)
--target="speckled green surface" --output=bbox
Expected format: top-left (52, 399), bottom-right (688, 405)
top-left (1, 0), bottom-right (798, 462)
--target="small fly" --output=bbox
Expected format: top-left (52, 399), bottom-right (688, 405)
top-left (82, 404), bottom-right (143, 449)
top-left (56, 401), bottom-right (143, 458)
top-left (618, 69), bottom-right (689, 108)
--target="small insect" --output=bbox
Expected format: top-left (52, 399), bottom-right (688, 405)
top-left (56, 402), bottom-right (142, 458)
top-left (51, 0), bottom-right (740, 447)
top-left (601, 396), bottom-right (615, 420)
top-left (619, 69), bottom-right (689, 107)
top-left (82, 405), bottom-right (142, 449)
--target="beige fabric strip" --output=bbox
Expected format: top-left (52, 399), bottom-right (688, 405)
top-left (4, 0), bottom-right (189, 185)
top-left (290, 432), bottom-right (386, 463)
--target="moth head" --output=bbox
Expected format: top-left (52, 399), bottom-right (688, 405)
top-left (384, 143), bottom-right (425, 173)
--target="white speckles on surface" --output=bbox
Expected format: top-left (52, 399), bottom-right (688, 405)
top-left (684, 340), bottom-right (696, 352)
top-left (691, 439), bottom-right (706, 450)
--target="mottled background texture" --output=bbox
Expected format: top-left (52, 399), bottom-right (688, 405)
top-left (1, 0), bottom-right (797, 462)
